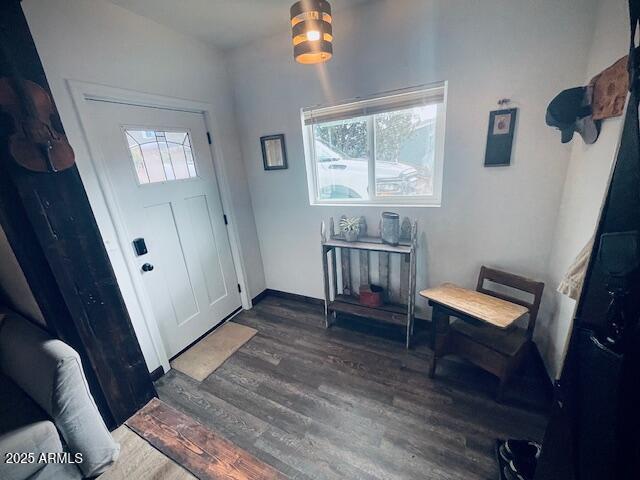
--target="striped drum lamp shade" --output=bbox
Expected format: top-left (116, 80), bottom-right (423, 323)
top-left (290, 0), bottom-right (333, 64)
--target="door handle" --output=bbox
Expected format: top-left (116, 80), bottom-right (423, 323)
top-left (141, 263), bottom-right (154, 272)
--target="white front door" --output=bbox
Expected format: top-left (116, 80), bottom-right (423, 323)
top-left (86, 101), bottom-right (241, 357)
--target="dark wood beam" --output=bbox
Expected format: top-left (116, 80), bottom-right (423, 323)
top-left (0, 1), bottom-right (155, 427)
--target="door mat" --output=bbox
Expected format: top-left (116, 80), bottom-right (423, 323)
top-left (126, 398), bottom-right (287, 480)
top-left (170, 322), bottom-right (257, 381)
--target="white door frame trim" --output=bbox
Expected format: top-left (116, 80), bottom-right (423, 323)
top-left (66, 80), bottom-right (252, 372)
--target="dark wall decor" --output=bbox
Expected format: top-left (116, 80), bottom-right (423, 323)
top-left (261, 134), bottom-right (288, 170)
top-left (484, 107), bottom-right (517, 166)
top-left (546, 87), bottom-right (600, 145)
top-left (0, 0), bottom-right (155, 428)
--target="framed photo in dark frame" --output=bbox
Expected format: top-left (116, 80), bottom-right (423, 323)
top-left (484, 108), bottom-right (517, 167)
top-left (260, 134), bottom-right (288, 170)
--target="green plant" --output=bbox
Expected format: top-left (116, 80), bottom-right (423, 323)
top-left (340, 217), bottom-right (361, 233)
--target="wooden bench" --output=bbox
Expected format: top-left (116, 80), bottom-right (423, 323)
top-left (420, 267), bottom-right (544, 400)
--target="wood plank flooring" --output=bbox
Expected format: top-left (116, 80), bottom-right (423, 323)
top-left (101, 426), bottom-right (196, 480)
top-left (126, 398), bottom-right (287, 480)
top-left (156, 294), bottom-right (549, 480)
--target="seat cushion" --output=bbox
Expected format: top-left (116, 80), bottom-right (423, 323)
top-left (28, 463), bottom-right (82, 480)
top-left (0, 374), bottom-right (63, 480)
top-left (450, 320), bottom-right (528, 356)
top-left (0, 313), bottom-right (120, 478)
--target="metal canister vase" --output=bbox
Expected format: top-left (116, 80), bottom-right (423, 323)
top-left (381, 212), bottom-right (400, 245)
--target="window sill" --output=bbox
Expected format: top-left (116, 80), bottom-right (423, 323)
top-left (309, 201), bottom-right (441, 208)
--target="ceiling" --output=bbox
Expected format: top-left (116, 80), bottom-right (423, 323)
top-left (107, 0), bottom-right (371, 50)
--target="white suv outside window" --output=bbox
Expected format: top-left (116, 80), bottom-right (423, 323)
top-left (302, 82), bottom-right (447, 207)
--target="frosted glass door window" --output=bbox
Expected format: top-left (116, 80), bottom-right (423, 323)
top-left (125, 129), bottom-right (197, 184)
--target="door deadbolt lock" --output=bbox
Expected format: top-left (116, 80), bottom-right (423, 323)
top-left (133, 238), bottom-right (148, 256)
top-left (141, 263), bottom-right (154, 272)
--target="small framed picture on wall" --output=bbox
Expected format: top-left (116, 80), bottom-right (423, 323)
top-left (484, 108), bottom-right (517, 167)
top-left (261, 134), bottom-right (288, 171)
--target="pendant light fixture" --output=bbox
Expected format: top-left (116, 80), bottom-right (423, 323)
top-left (290, 0), bottom-right (333, 64)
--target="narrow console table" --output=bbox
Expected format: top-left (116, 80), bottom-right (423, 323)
top-left (321, 217), bottom-right (417, 348)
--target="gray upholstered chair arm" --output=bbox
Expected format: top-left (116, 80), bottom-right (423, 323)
top-left (0, 314), bottom-right (119, 478)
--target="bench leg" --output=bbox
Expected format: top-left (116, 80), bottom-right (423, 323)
top-left (429, 308), bottom-right (440, 378)
top-left (428, 307), bottom-right (452, 379)
top-left (429, 353), bottom-right (438, 378)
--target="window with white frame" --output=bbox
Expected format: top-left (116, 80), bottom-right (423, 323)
top-left (302, 83), bottom-right (447, 206)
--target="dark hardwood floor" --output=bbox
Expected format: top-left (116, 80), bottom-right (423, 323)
top-left (156, 294), bottom-right (549, 480)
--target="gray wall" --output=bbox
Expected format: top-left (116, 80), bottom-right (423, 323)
top-left (227, 0), bottom-right (603, 375)
top-left (20, 0), bottom-right (627, 378)
top-left (542, 0), bottom-right (628, 378)
top-left (23, 0), bottom-right (266, 371)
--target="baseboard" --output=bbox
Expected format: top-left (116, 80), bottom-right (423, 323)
top-left (255, 288), bottom-right (431, 324)
top-left (149, 365), bottom-right (165, 382)
top-left (251, 289), bottom-right (269, 305)
top-left (260, 288), bottom-right (325, 306)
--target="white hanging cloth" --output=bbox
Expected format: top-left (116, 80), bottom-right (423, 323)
top-left (558, 237), bottom-right (595, 300)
